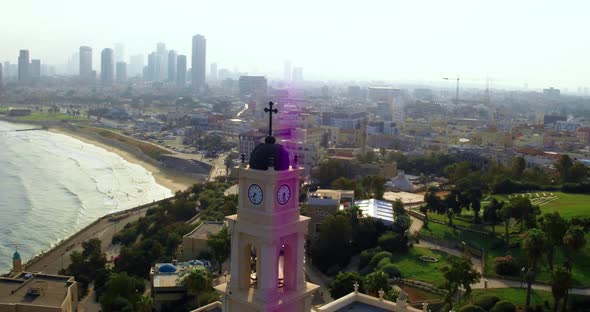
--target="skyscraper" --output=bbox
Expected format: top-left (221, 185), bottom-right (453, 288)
top-left (168, 50), bottom-right (177, 82)
top-left (18, 50), bottom-right (30, 83)
top-left (3, 62), bottom-right (10, 80)
top-left (176, 55), bottom-right (187, 87)
top-left (155, 42), bottom-right (167, 81)
top-left (116, 62), bottom-right (127, 82)
top-left (129, 54), bottom-right (144, 78)
top-left (114, 43), bottom-right (125, 63)
top-left (284, 60), bottom-right (291, 82)
top-left (191, 34), bottom-right (206, 90)
top-left (146, 52), bottom-right (156, 81)
top-left (30, 59), bottom-right (41, 80)
top-left (292, 67), bottom-right (303, 83)
top-left (210, 62), bottom-right (218, 81)
top-left (100, 48), bottom-right (114, 85)
top-left (79, 46), bottom-right (93, 78)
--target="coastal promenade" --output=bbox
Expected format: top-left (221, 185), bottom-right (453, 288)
top-left (25, 199), bottom-right (168, 274)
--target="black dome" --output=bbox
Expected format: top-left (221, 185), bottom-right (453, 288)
top-left (249, 136), bottom-right (290, 171)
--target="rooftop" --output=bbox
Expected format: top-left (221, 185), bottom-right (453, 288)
top-left (0, 273), bottom-right (75, 307)
top-left (184, 221), bottom-right (224, 240)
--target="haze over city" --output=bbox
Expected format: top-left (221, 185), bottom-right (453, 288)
top-left (2, 0), bottom-right (590, 88)
top-left (3, 1), bottom-right (590, 312)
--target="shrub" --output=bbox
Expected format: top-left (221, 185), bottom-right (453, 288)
top-left (378, 232), bottom-right (409, 253)
top-left (494, 255), bottom-right (519, 276)
top-left (381, 264), bottom-right (402, 278)
top-left (473, 295), bottom-right (501, 311)
top-left (459, 305), bottom-right (486, 312)
top-left (359, 247), bottom-right (381, 270)
top-left (376, 257), bottom-right (392, 269)
top-left (368, 251), bottom-right (393, 270)
top-left (490, 300), bottom-right (516, 312)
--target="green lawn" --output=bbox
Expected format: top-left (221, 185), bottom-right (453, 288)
top-left (459, 288), bottom-right (590, 311)
top-left (16, 112), bottom-right (88, 121)
top-left (391, 247), bottom-right (459, 287)
top-left (538, 192), bottom-right (590, 219)
top-left (459, 288), bottom-right (553, 310)
top-left (420, 222), bottom-right (590, 286)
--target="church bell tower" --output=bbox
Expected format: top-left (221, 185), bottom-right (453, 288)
top-left (215, 102), bottom-right (318, 312)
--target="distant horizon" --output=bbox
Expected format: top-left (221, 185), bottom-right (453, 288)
top-left (2, 0), bottom-right (590, 90)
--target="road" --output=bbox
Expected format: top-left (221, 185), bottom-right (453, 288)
top-left (26, 204), bottom-right (156, 274)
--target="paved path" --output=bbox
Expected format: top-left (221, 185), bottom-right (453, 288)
top-left (304, 256), bottom-right (334, 305)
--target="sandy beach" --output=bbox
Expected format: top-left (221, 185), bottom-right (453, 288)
top-left (48, 126), bottom-right (196, 193)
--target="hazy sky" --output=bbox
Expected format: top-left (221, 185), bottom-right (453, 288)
top-left (1, 0), bottom-right (589, 89)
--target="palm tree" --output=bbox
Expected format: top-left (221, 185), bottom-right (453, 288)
top-left (521, 229), bottom-right (546, 308)
top-left (539, 212), bottom-right (568, 271)
top-left (551, 266), bottom-right (571, 312)
top-left (498, 203), bottom-right (513, 246)
top-left (561, 225), bottom-right (586, 310)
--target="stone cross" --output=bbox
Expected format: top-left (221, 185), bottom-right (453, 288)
top-left (264, 101), bottom-right (278, 137)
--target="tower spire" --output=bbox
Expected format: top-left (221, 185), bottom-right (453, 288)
top-left (264, 101), bottom-right (278, 138)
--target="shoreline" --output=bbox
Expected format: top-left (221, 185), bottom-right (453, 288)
top-left (48, 125), bottom-right (196, 193)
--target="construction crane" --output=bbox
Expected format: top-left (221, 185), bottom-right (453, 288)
top-left (442, 75), bottom-right (460, 103)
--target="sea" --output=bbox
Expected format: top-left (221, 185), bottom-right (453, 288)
top-left (0, 121), bottom-right (173, 273)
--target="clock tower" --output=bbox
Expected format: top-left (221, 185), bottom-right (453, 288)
top-left (215, 102), bottom-right (319, 312)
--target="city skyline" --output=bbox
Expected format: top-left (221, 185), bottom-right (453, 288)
top-left (1, 0), bottom-right (590, 89)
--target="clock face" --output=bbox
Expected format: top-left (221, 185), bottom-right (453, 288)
top-left (248, 184), bottom-right (263, 205)
top-left (277, 184), bottom-right (291, 205)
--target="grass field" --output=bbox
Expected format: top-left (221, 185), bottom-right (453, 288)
top-left (391, 247), bottom-right (459, 287)
top-left (458, 288), bottom-right (590, 311)
top-left (420, 222), bottom-right (590, 286)
top-left (16, 112), bottom-right (88, 121)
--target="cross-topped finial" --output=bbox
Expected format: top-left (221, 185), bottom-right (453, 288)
top-left (264, 101), bottom-right (278, 137)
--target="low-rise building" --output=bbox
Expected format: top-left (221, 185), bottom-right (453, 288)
top-left (354, 199), bottom-right (395, 225)
top-left (0, 272), bottom-right (78, 312)
top-left (305, 189), bottom-right (354, 241)
top-left (150, 260), bottom-right (212, 310)
top-left (181, 221), bottom-right (225, 261)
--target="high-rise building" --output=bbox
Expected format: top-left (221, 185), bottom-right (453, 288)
top-left (284, 60), bottom-right (291, 82)
top-left (167, 50), bottom-right (177, 82)
top-left (210, 62), bottom-right (217, 81)
top-left (155, 42), bottom-right (167, 81)
top-left (100, 48), bottom-right (114, 85)
top-left (79, 46), bottom-right (93, 78)
top-left (176, 55), bottom-right (187, 87)
top-left (18, 50), bottom-right (30, 83)
top-left (238, 76), bottom-right (268, 100)
top-left (68, 52), bottom-right (80, 76)
top-left (116, 62), bottom-right (127, 82)
top-left (292, 67), bottom-right (303, 82)
top-left (191, 34), bottom-right (206, 90)
top-left (3, 62), bottom-right (10, 80)
top-left (114, 43), bottom-right (125, 63)
top-left (129, 54), bottom-right (144, 77)
top-left (146, 52), bottom-right (156, 81)
top-left (30, 59), bottom-right (41, 80)
top-left (0, 63), bottom-right (3, 86)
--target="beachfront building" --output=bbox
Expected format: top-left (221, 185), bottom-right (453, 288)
top-left (181, 221), bottom-right (225, 261)
top-left (0, 271), bottom-right (78, 312)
